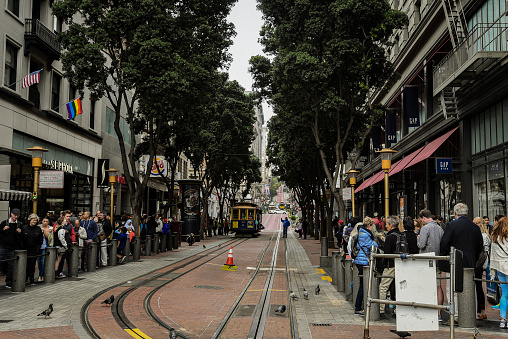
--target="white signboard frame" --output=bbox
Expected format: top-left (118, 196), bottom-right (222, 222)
top-left (39, 170), bottom-right (64, 189)
top-left (342, 187), bottom-right (351, 201)
top-left (395, 253), bottom-right (439, 331)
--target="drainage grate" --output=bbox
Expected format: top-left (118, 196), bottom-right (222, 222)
top-left (0, 320), bottom-right (13, 323)
top-left (312, 323), bottom-right (332, 327)
top-left (194, 285), bottom-right (224, 290)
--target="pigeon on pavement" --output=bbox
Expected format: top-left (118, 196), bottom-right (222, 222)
top-left (303, 289), bottom-right (309, 300)
top-left (315, 285), bottom-right (320, 295)
top-left (275, 305), bottom-right (286, 314)
top-left (290, 290), bottom-right (298, 300)
top-left (203, 244), bottom-right (206, 248)
top-left (37, 304), bottom-right (53, 319)
top-left (187, 233), bottom-right (195, 246)
top-left (390, 329), bottom-right (411, 338)
top-left (101, 295), bottom-right (115, 306)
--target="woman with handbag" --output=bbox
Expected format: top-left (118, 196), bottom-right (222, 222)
top-left (490, 217), bottom-right (508, 328)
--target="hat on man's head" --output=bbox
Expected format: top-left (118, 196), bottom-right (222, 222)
top-left (339, 219), bottom-right (344, 224)
top-left (11, 208), bottom-right (20, 215)
top-left (374, 212), bottom-right (378, 217)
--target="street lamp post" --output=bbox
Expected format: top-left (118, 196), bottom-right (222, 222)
top-left (106, 168), bottom-right (118, 221)
top-left (27, 146), bottom-right (48, 214)
top-left (346, 170), bottom-right (360, 217)
top-left (376, 148), bottom-right (397, 218)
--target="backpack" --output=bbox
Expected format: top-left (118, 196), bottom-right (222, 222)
top-left (350, 234), bottom-right (360, 259)
top-left (394, 232), bottom-right (409, 254)
top-left (475, 249), bottom-right (488, 272)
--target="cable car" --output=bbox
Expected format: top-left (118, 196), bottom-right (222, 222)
top-left (230, 202), bottom-right (263, 237)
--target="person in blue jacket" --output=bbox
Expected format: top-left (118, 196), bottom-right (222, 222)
top-left (353, 217), bottom-right (378, 315)
top-left (281, 217), bottom-right (290, 238)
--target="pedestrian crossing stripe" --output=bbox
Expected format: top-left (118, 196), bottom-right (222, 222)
top-left (316, 268), bottom-right (332, 282)
top-left (125, 328), bottom-right (152, 339)
top-left (316, 268), bottom-right (325, 274)
top-left (321, 276), bottom-right (332, 282)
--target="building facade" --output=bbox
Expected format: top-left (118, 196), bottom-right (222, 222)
top-left (354, 0), bottom-right (508, 222)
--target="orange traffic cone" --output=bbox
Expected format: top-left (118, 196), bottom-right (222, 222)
top-left (225, 246), bottom-right (234, 266)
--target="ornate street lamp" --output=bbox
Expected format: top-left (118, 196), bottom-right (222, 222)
top-left (27, 146), bottom-right (48, 214)
top-left (346, 169), bottom-right (360, 217)
top-left (376, 148), bottom-right (397, 218)
top-left (106, 168), bottom-right (118, 223)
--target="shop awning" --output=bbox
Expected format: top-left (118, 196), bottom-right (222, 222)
top-left (355, 171), bottom-right (384, 193)
top-left (0, 189), bottom-right (32, 201)
top-left (403, 126), bottom-right (459, 170)
top-left (388, 146), bottom-right (425, 176)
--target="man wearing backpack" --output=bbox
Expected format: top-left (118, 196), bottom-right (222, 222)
top-left (379, 215), bottom-right (405, 318)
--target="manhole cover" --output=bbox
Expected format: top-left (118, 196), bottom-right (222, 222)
top-left (0, 320), bottom-right (13, 323)
top-left (235, 305), bottom-right (256, 317)
top-left (312, 323), bottom-right (332, 326)
top-left (194, 285), bottom-right (224, 290)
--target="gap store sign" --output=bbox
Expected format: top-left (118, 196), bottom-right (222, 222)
top-left (436, 158), bottom-right (452, 174)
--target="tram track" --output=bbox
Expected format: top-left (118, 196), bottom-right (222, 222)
top-left (81, 237), bottom-right (245, 339)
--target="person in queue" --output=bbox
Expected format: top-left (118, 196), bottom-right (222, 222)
top-left (378, 216), bottom-right (400, 319)
top-left (38, 216), bottom-right (53, 282)
top-left (80, 211), bottom-right (98, 271)
top-left (473, 216), bottom-right (491, 320)
top-left (21, 214), bottom-right (43, 285)
top-left (0, 208), bottom-right (22, 288)
top-left (489, 217), bottom-right (508, 328)
top-left (53, 217), bottom-right (69, 278)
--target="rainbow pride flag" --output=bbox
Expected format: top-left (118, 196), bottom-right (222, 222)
top-left (66, 98), bottom-right (83, 120)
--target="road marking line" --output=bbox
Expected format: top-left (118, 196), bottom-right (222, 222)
top-left (125, 329), bottom-right (148, 339)
top-left (316, 268), bottom-right (325, 274)
top-left (247, 289), bottom-right (287, 292)
top-left (321, 276), bottom-right (332, 282)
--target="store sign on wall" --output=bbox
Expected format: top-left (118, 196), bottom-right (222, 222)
top-left (39, 171), bottom-right (65, 189)
top-left (436, 158), bottom-right (452, 174)
top-left (43, 160), bottom-right (74, 174)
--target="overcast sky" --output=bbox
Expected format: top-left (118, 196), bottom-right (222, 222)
top-left (227, 0), bottom-right (273, 126)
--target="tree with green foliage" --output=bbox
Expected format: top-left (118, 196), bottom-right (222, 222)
top-left (53, 0), bottom-right (237, 235)
top-left (250, 0), bottom-right (407, 220)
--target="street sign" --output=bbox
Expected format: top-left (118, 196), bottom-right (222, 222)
top-left (342, 187), bottom-right (351, 201)
top-left (436, 158), bottom-right (452, 174)
top-left (39, 170), bottom-right (64, 189)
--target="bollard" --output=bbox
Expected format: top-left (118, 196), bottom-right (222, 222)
top-left (160, 234), bottom-right (167, 252)
top-left (44, 247), bottom-right (56, 284)
top-left (131, 237), bottom-right (139, 261)
top-left (352, 264), bottom-right (360, 307)
top-left (320, 237), bottom-right (331, 267)
top-left (458, 268), bottom-right (476, 328)
top-left (331, 251), bottom-right (340, 287)
top-left (12, 250), bottom-right (26, 292)
top-left (68, 244), bottom-right (79, 277)
top-left (321, 236), bottom-right (328, 256)
top-left (167, 232), bottom-right (172, 251)
top-left (88, 242), bottom-right (97, 272)
top-left (344, 258), bottom-right (353, 301)
top-left (336, 255), bottom-right (345, 292)
top-left (153, 234), bottom-right (160, 254)
top-left (108, 241), bottom-right (117, 266)
top-left (145, 235), bottom-right (152, 256)
top-left (364, 265), bottom-right (380, 321)
top-left (172, 232), bottom-right (179, 250)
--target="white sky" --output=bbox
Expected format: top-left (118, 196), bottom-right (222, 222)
top-left (227, 0), bottom-right (273, 126)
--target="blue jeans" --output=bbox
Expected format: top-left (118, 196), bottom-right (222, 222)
top-left (355, 264), bottom-right (365, 311)
top-left (37, 249), bottom-right (45, 278)
top-left (498, 271), bottom-right (508, 319)
top-left (283, 227), bottom-right (288, 238)
top-left (0, 246), bottom-right (14, 286)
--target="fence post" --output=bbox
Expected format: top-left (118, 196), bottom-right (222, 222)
top-left (458, 268), bottom-right (476, 328)
top-left (337, 255), bottom-right (345, 292)
top-left (12, 250), bottom-right (26, 292)
top-left (44, 247), bottom-right (56, 284)
top-left (87, 242), bottom-right (97, 272)
top-left (320, 236), bottom-right (331, 267)
top-left (145, 235), bottom-right (152, 256)
top-left (68, 244), bottom-right (79, 277)
top-left (364, 265), bottom-right (380, 320)
top-left (332, 251), bottom-right (340, 287)
top-left (108, 240), bottom-right (117, 266)
top-left (353, 264), bottom-right (360, 307)
top-left (172, 232), bottom-right (179, 249)
top-left (160, 234), bottom-right (167, 252)
top-left (344, 258), bottom-right (353, 302)
top-left (153, 234), bottom-right (160, 254)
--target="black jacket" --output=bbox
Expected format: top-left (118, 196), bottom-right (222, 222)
top-left (0, 219), bottom-right (22, 250)
top-left (439, 216), bottom-right (483, 272)
top-left (147, 219), bottom-right (157, 236)
top-left (101, 218), bottom-right (112, 237)
top-left (404, 230), bottom-right (419, 254)
top-left (383, 229), bottom-right (400, 268)
top-left (21, 224), bottom-right (43, 255)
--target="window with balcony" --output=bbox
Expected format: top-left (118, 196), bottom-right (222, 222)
top-left (4, 42), bottom-right (18, 91)
top-left (51, 73), bottom-right (61, 112)
top-left (7, 0), bottom-right (20, 17)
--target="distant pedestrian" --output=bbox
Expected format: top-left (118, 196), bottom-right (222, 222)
top-left (473, 216), bottom-right (491, 320)
top-left (116, 227), bottom-right (128, 263)
top-left (224, 219), bottom-right (230, 235)
top-left (402, 217), bottom-right (418, 254)
top-left (489, 216), bottom-right (508, 328)
top-left (353, 217), bottom-right (378, 315)
top-left (0, 208), bottom-right (22, 288)
top-left (21, 214), bottom-right (43, 285)
top-left (301, 217), bottom-right (308, 240)
top-left (281, 217), bottom-right (290, 238)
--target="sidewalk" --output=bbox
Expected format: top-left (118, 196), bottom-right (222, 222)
top-left (288, 230), bottom-right (508, 338)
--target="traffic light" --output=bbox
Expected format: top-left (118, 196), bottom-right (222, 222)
top-left (33, 192), bottom-right (37, 200)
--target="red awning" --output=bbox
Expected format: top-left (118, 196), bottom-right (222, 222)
top-left (388, 146), bottom-right (425, 176)
top-left (355, 171), bottom-right (384, 193)
top-left (403, 127), bottom-right (459, 170)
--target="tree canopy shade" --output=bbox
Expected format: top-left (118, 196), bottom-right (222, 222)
top-left (53, 0), bottom-right (237, 235)
top-left (250, 0), bottom-right (407, 218)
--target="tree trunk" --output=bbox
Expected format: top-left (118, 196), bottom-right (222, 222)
top-left (326, 192), bottom-right (335, 248)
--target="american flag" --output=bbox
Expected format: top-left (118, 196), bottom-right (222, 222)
top-left (22, 70), bottom-right (41, 89)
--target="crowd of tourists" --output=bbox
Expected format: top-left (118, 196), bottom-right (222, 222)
top-left (334, 203), bottom-right (508, 328)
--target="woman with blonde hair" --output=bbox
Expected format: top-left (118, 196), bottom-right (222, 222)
top-left (473, 217), bottom-right (491, 320)
top-left (490, 217), bottom-right (508, 328)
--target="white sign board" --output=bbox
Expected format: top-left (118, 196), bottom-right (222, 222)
top-left (395, 253), bottom-right (439, 331)
top-left (39, 171), bottom-right (64, 189)
top-left (342, 187), bottom-right (351, 201)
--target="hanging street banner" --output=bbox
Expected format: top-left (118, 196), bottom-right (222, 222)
top-left (405, 86), bottom-right (420, 127)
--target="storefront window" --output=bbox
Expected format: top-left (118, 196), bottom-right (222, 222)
top-left (488, 161), bottom-right (505, 218)
top-left (473, 166), bottom-right (488, 218)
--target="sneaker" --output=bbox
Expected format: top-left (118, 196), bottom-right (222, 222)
top-left (120, 256), bottom-right (126, 263)
top-left (438, 314), bottom-right (442, 322)
top-left (354, 310), bottom-right (364, 316)
top-left (30, 280), bottom-right (36, 286)
top-left (37, 277), bottom-right (43, 283)
top-left (58, 273), bottom-right (66, 278)
top-left (5, 285), bottom-right (11, 289)
top-left (493, 303), bottom-right (501, 309)
top-left (500, 319), bottom-right (507, 328)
